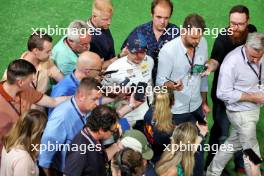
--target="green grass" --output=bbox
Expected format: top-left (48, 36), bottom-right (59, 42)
top-left (0, 0), bottom-right (263, 175)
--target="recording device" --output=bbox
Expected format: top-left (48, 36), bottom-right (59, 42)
top-left (192, 64), bottom-right (207, 74)
top-left (243, 148), bottom-right (262, 165)
top-left (134, 82), bottom-right (148, 102)
top-left (102, 70), bottom-right (119, 76)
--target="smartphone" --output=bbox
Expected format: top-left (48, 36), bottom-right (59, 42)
top-left (166, 77), bottom-right (178, 85)
top-left (192, 64), bottom-right (207, 74)
top-left (134, 82), bottom-right (148, 102)
top-left (197, 117), bottom-right (207, 125)
top-left (243, 148), bottom-right (262, 165)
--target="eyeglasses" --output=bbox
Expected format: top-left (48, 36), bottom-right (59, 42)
top-left (83, 68), bottom-right (101, 73)
top-left (87, 68), bottom-right (101, 72)
top-left (230, 21), bottom-right (247, 28)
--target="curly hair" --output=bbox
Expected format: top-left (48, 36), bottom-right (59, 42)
top-left (86, 105), bottom-right (118, 132)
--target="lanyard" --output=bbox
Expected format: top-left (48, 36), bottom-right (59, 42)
top-left (185, 47), bottom-right (196, 75)
top-left (4, 95), bottom-right (21, 116)
top-left (70, 73), bottom-right (79, 87)
top-left (70, 98), bottom-right (86, 126)
top-left (241, 46), bottom-right (262, 86)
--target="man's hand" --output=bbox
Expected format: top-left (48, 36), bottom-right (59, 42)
top-left (128, 92), bottom-right (144, 108)
top-left (201, 59), bottom-right (219, 76)
top-left (120, 46), bottom-right (129, 57)
top-left (202, 102), bottom-right (211, 116)
top-left (164, 80), bottom-right (184, 91)
top-left (196, 121), bottom-right (208, 137)
top-left (241, 92), bottom-right (264, 104)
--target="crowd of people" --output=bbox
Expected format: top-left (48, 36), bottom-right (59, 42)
top-left (0, 0), bottom-right (263, 176)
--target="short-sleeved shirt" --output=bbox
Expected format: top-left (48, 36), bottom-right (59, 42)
top-left (211, 25), bottom-right (257, 103)
top-left (38, 97), bottom-right (89, 172)
top-left (52, 36), bottom-right (79, 75)
top-left (156, 36), bottom-right (208, 114)
top-left (48, 72), bottom-right (79, 115)
top-left (121, 21), bottom-right (179, 59)
top-left (87, 20), bottom-right (115, 61)
top-left (64, 129), bottom-right (107, 176)
top-left (102, 55), bottom-right (154, 125)
top-left (0, 82), bottom-right (43, 150)
top-left (0, 147), bottom-right (39, 176)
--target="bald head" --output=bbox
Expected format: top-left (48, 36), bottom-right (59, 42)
top-left (77, 51), bottom-right (101, 69)
top-left (76, 51), bottom-right (102, 79)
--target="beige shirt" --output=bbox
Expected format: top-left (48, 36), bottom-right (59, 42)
top-left (0, 147), bottom-right (39, 176)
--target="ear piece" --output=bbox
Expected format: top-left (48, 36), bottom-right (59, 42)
top-left (117, 148), bottom-right (132, 176)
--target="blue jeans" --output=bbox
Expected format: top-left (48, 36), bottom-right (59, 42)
top-left (205, 101), bottom-right (244, 170)
top-left (172, 105), bottom-right (205, 176)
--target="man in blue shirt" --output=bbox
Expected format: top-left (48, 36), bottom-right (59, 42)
top-left (39, 77), bottom-right (102, 175)
top-left (121, 0), bottom-right (179, 84)
top-left (48, 51), bottom-right (102, 114)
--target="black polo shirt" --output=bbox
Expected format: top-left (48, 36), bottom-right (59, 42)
top-left (90, 28), bottom-right (115, 61)
top-left (64, 129), bottom-right (107, 176)
top-left (211, 24), bottom-right (257, 103)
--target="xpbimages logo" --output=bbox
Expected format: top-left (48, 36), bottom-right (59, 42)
top-left (163, 25), bottom-right (233, 38)
top-left (97, 84), bottom-right (168, 96)
top-left (163, 142), bottom-right (234, 154)
top-left (31, 25), bottom-right (102, 37)
top-left (31, 141), bottom-right (102, 154)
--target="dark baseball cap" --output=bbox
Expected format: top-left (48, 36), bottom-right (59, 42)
top-left (127, 32), bottom-right (147, 53)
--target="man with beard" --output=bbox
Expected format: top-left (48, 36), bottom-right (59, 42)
top-left (156, 14), bottom-right (210, 176)
top-left (204, 5), bottom-right (257, 174)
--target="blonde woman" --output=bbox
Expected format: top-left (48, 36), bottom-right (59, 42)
top-left (143, 89), bottom-right (175, 163)
top-left (155, 122), bottom-right (208, 176)
top-left (1, 109), bottom-right (47, 176)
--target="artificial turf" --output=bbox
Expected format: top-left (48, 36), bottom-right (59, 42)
top-left (0, 0), bottom-right (263, 175)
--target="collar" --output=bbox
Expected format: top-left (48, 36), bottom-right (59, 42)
top-left (179, 36), bottom-right (200, 55)
top-left (71, 96), bottom-right (90, 118)
top-left (81, 128), bottom-right (101, 145)
top-left (87, 18), bottom-right (102, 30)
top-left (149, 21), bottom-right (175, 36)
top-left (126, 56), bottom-right (146, 66)
top-left (241, 46), bottom-right (250, 64)
top-left (71, 71), bottom-right (80, 86)
top-left (0, 81), bottom-right (14, 102)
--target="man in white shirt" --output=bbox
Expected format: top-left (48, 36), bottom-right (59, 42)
top-left (102, 32), bottom-right (154, 126)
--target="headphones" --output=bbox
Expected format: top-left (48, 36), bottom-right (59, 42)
top-left (117, 148), bottom-right (132, 176)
